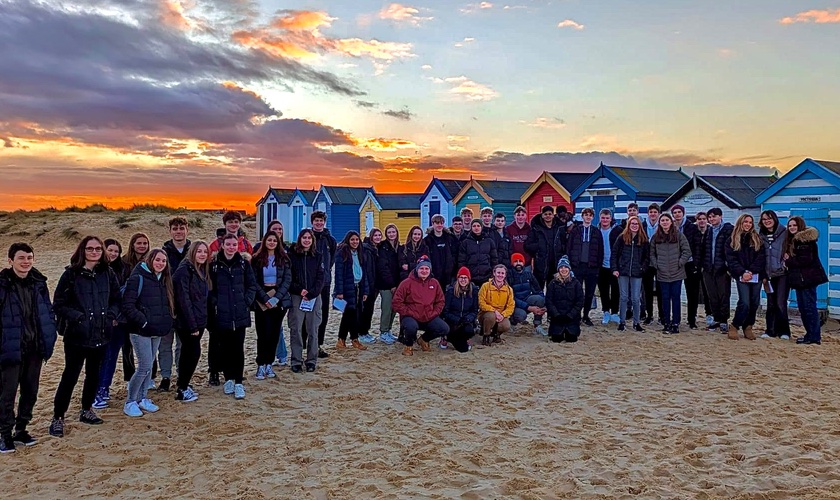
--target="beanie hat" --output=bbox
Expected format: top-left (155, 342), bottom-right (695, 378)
top-left (457, 266), bottom-right (471, 280)
top-left (557, 255), bottom-right (571, 270)
top-left (541, 205), bottom-right (554, 214)
top-left (511, 253), bottom-right (525, 264)
top-left (672, 204), bottom-right (685, 213)
top-left (415, 255), bottom-right (432, 272)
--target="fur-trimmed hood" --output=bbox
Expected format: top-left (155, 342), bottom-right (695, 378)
top-left (793, 227), bottom-right (819, 243)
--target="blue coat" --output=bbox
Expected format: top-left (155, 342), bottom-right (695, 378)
top-left (334, 248), bottom-right (370, 306)
top-left (507, 266), bottom-right (543, 310)
top-left (0, 268), bottom-right (57, 366)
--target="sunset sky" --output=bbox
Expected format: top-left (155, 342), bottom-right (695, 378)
top-left (1, 0), bottom-right (839, 211)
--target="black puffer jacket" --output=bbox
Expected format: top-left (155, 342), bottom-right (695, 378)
top-left (376, 242), bottom-right (401, 290)
top-left (567, 224), bottom-right (604, 270)
top-left (121, 263), bottom-right (174, 337)
top-left (610, 234), bottom-right (650, 278)
top-left (53, 264), bottom-right (120, 348)
top-left (251, 255), bottom-right (292, 309)
top-left (442, 284), bottom-right (479, 325)
top-left (423, 230), bottom-right (456, 284)
top-left (725, 233), bottom-right (766, 280)
top-left (289, 249), bottom-right (326, 298)
top-left (314, 229), bottom-right (337, 287)
top-left (524, 214), bottom-right (566, 282)
top-left (362, 240), bottom-right (378, 293)
top-left (490, 229), bottom-right (512, 270)
top-left (546, 276), bottom-right (584, 321)
top-left (678, 220), bottom-right (702, 274)
top-left (0, 268), bottom-right (57, 366)
top-left (209, 253), bottom-right (265, 330)
top-left (458, 232), bottom-right (498, 284)
top-left (110, 258), bottom-right (127, 287)
top-left (163, 239), bottom-right (191, 273)
top-left (399, 241), bottom-right (430, 281)
top-left (703, 222), bottom-right (734, 273)
top-left (173, 260), bottom-right (210, 332)
top-left (786, 228), bottom-right (828, 290)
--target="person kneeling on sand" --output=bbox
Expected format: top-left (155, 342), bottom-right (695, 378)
top-left (442, 267), bottom-right (479, 353)
top-left (546, 256), bottom-right (584, 343)
top-left (478, 264), bottom-right (515, 346)
top-left (393, 257), bottom-right (448, 356)
top-left (507, 253), bottom-right (547, 336)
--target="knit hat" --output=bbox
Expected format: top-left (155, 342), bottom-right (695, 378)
top-left (415, 255), bottom-right (432, 272)
top-left (511, 253), bottom-right (526, 264)
top-left (541, 205), bottom-right (554, 214)
top-left (672, 204), bottom-right (685, 213)
top-left (457, 266), bottom-right (471, 279)
top-left (557, 255), bottom-right (571, 270)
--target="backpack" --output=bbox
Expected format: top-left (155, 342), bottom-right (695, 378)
top-left (120, 275), bottom-right (144, 298)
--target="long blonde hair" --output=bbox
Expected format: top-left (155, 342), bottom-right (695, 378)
top-left (145, 249), bottom-right (176, 316)
top-left (185, 240), bottom-right (212, 291)
top-left (731, 214), bottom-right (762, 251)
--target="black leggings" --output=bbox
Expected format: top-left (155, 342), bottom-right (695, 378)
top-left (176, 328), bottom-right (203, 391)
top-left (220, 327), bottom-right (246, 384)
top-left (338, 289), bottom-right (364, 341)
top-left (254, 306), bottom-right (287, 365)
top-left (360, 290), bottom-right (378, 333)
top-left (53, 343), bottom-right (105, 418)
top-left (445, 322), bottom-right (475, 353)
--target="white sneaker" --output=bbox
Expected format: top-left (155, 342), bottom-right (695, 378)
top-left (123, 401), bottom-right (143, 417)
top-left (264, 365), bottom-right (277, 378)
top-left (255, 366), bottom-right (266, 380)
top-left (279, 357), bottom-right (288, 366)
top-left (780, 335), bottom-right (790, 340)
top-left (360, 334), bottom-right (377, 344)
top-left (760, 333), bottom-right (771, 339)
top-left (223, 380), bottom-right (235, 395)
top-left (601, 313), bottom-right (611, 325)
top-left (139, 398), bottom-right (159, 413)
top-left (379, 332), bottom-right (396, 345)
top-left (234, 384), bottom-right (245, 400)
top-left (535, 325), bottom-right (548, 336)
top-left (611, 314), bottom-right (622, 323)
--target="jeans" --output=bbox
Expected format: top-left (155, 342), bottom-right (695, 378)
top-left (400, 316), bottom-right (450, 346)
top-left (158, 331), bottom-right (175, 380)
top-left (379, 289), bottom-right (397, 334)
top-left (575, 266), bottom-right (599, 317)
top-left (511, 295), bottom-right (545, 326)
top-left (289, 295), bottom-right (322, 368)
top-left (255, 304), bottom-right (288, 365)
top-left (660, 280), bottom-right (683, 326)
top-left (98, 323), bottom-right (126, 391)
top-left (733, 281), bottom-right (761, 328)
top-left (127, 335), bottom-right (161, 403)
top-left (53, 343), bottom-right (105, 418)
top-left (618, 276), bottom-right (642, 325)
top-left (796, 287), bottom-right (821, 342)
top-left (0, 352), bottom-right (42, 437)
top-left (176, 328), bottom-right (203, 391)
top-left (765, 275), bottom-right (791, 336)
top-left (597, 267), bottom-right (619, 314)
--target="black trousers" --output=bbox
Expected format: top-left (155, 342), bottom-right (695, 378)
top-left (254, 305), bottom-right (288, 365)
top-left (685, 270), bottom-right (702, 325)
top-left (642, 267), bottom-right (663, 320)
top-left (0, 352), bottom-right (42, 437)
top-left (360, 289), bottom-right (379, 333)
top-left (303, 285), bottom-right (331, 348)
top-left (575, 266), bottom-right (599, 317)
top-left (220, 327), bottom-right (246, 384)
top-left (445, 322), bottom-right (475, 353)
top-left (338, 288), bottom-right (364, 341)
top-left (597, 266), bottom-right (619, 314)
top-left (53, 343), bottom-right (105, 418)
top-left (176, 328), bottom-right (204, 391)
top-left (122, 328), bottom-right (135, 381)
top-left (703, 270), bottom-right (732, 323)
top-left (764, 275), bottom-right (791, 336)
top-left (208, 327), bottom-right (223, 374)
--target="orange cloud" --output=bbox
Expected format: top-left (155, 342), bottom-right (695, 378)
top-left (780, 8), bottom-right (840, 24)
top-left (159, 0), bottom-right (196, 31)
top-left (557, 19), bottom-right (585, 30)
top-left (379, 3), bottom-right (432, 26)
top-left (356, 137), bottom-right (419, 152)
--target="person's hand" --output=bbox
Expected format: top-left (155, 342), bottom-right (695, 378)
top-left (112, 320), bottom-right (118, 327)
top-left (391, 287), bottom-right (396, 293)
top-left (335, 294), bottom-right (344, 300)
top-left (494, 310), bottom-right (504, 322)
top-left (301, 289), bottom-right (308, 299)
top-left (363, 295), bottom-right (368, 302)
top-left (402, 264), bottom-right (408, 270)
top-left (241, 252), bottom-right (252, 262)
top-left (192, 331), bottom-right (200, 336)
top-left (265, 301), bottom-right (274, 309)
top-left (743, 271), bottom-right (752, 282)
top-left (527, 305), bottom-right (539, 313)
top-left (613, 271), bottom-right (619, 278)
top-left (783, 253), bottom-right (789, 260)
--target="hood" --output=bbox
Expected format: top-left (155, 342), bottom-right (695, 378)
top-left (529, 212), bottom-right (560, 230)
top-left (793, 227), bottom-right (819, 243)
top-left (409, 269), bottom-right (432, 283)
top-left (0, 267), bottom-right (48, 284)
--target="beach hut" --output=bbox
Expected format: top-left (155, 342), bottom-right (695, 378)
top-left (519, 171), bottom-right (592, 220)
top-left (570, 163), bottom-right (690, 221)
top-left (452, 178), bottom-right (532, 221)
top-left (419, 178), bottom-right (469, 227)
top-left (756, 158), bottom-right (840, 318)
top-left (255, 187), bottom-right (317, 242)
top-left (661, 173), bottom-right (778, 222)
top-left (311, 186), bottom-right (371, 240)
top-left (359, 191), bottom-right (423, 237)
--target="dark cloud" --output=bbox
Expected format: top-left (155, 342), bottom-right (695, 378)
top-left (382, 109), bottom-right (414, 121)
top-left (354, 100), bottom-right (378, 108)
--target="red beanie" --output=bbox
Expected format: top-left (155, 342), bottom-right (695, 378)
top-left (511, 253), bottom-right (525, 264)
top-left (457, 266), bottom-right (471, 279)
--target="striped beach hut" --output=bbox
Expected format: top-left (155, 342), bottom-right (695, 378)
top-left (662, 173), bottom-right (778, 223)
top-left (756, 158), bottom-right (840, 318)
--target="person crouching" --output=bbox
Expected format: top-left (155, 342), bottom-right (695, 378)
top-left (392, 257), bottom-right (448, 356)
top-left (546, 256), bottom-right (584, 343)
top-left (478, 264), bottom-right (515, 346)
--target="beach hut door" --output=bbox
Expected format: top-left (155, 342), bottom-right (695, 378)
top-left (789, 208), bottom-right (829, 310)
top-left (428, 201), bottom-right (440, 224)
top-left (365, 211), bottom-right (375, 235)
top-left (593, 196), bottom-right (614, 216)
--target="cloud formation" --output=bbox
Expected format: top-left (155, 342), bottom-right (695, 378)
top-left (436, 76), bottom-right (500, 101)
top-left (557, 19), bottom-right (585, 30)
top-left (460, 2), bottom-right (494, 14)
top-left (779, 8), bottom-right (840, 24)
top-left (379, 3), bottom-right (433, 26)
top-left (522, 117), bottom-right (566, 129)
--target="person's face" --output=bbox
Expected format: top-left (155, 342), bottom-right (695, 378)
top-left (10, 251), bottom-right (34, 276)
top-left (627, 206), bottom-right (639, 218)
top-left (372, 231), bottom-right (383, 244)
top-left (629, 219), bottom-right (640, 232)
top-left (481, 213), bottom-right (492, 226)
top-left (452, 220), bottom-right (463, 232)
top-left (417, 265), bottom-right (431, 279)
top-left (515, 211), bottom-right (526, 224)
top-left (761, 214), bottom-right (774, 230)
top-left (494, 217), bottom-right (505, 229)
top-left (151, 253), bottom-right (167, 273)
top-left (741, 217), bottom-right (754, 232)
top-left (787, 220), bottom-right (799, 234)
top-left (462, 213), bottom-right (473, 225)
top-left (134, 237), bottom-right (149, 255)
top-left (224, 219), bottom-right (241, 234)
top-left (513, 258), bottom-right (524, 271)
top-left (433, 220), bottom-right (444, 232)
top-left (170, 224), bottom-right (187, 242)
top-left (265, 235), bottom-right (278, 250)
top-left (471, 223), bottom-right (483, 235)
top-left (696, 215), bottom-right (707, 228)
top-left (301, 233), bottom-right (313, 248)
top-left (386, 227), bottom-right (397, 241)
top-left (672, 209), bottom-right (684, 222)
top-left (599, 214), bottom-right (611, 228)
top-left (558, 266), bottom-right (570, 278)
top-left (582, 212), bottom-right (593, 224)
top-left (457, 275), bottom-right (470, 286)
top-left (195, 244), bottom-right (209, 264)
top-left (84, 240), bottom-right (103, 263)
top-left (648, 209), bottom-right (660, 223)
top-left (349, 235), bottom-right (360, 249)
top-left (223, 238), bottom-right (238, 257)
top-left (411, 229), bottom-right (422, 243)
top-left (312, 217), bottom-right (325, 231)
top-left (493, 267), bottom-right (507, 282)
top-left (105, 244), bottom-right (121, 263)
top-left (660, 217), bottom-right (672, 231)
top-left (708, 213), bottom-right (721, 226)
top-left (269, 224), bottom-right (283, 240)
top-left (542, 210), bottom-right (554, 223)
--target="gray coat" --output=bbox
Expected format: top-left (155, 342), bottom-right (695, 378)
top-left (650, 232), bottom-right (692, 282)
top-left (760, 225), bottom-right (787, 278)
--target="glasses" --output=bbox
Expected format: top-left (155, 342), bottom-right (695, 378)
top-left (85, 247), bottom-right (103, 252)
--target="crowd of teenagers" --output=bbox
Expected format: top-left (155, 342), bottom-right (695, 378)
top-left (0, 203), bottom-right (829, 453)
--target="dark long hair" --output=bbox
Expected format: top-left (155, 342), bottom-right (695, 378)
top-left (403, 225), bottom-right (423, 253)
top-left (653, 214), bottom-right (678, 244)
top-left (184, 240), bottom-right (212, 291)
top-left (338, 231), bottom-right (364, 263)
top-left (293, 229), bottom-right (317, 255)
top-left (145, 248), bottom-right (175, 316)
top-left (104, 238), bottom-right (122, 259)
top-left (264, 220), bottom-right (284, 243)
top-left (253, 230), bottom-right (289, 268)
top-left (784, 216), bottom-right (808, 257)
top-left (759, 210), bottom-right (780, 235)
top-left (124, 232), bottom-right (150, 269)
top-left (69, 236), bottom-right (109, 269)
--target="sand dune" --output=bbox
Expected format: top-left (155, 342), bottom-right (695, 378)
top-left (2, 210), bottom-right (839, 498)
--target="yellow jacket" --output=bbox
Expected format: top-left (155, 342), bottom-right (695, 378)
top-left (478, 279), bottom-right (515, 318)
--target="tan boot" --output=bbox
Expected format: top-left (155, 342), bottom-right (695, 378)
top-left (336, 339), bottom-right (346, 349)
top-left (744, 325), bottom-right (756, 340)
top-left (351, 339), bottom-right (368, 350)
top-left (417, 338), bottom-right (431, 352)
top-left (727, 324), bottom-right (739, 340)
top-left (402, 346), bottom-right (413, 356)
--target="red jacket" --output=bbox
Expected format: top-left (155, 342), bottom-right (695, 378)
top-left (392, 271), bottom-right (444, 323)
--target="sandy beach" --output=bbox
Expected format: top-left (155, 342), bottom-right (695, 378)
top-left (2, 210), bottom-right (839, 499)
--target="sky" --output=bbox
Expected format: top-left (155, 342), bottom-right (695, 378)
top-left (1, 0), bottom-right (839, 211)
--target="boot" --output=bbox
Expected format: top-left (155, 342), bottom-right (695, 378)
top-left (336, 339), bottom-right (346, 349)
top-left (744, 325), bottom-right (756, 340)
top-left (417, 337), bottom-right (431, 352)
top-left (727, 324), bottom-right (739, 340)
top-left (402, 346), bottom-right (413, 356)
top-left (351, 339), bottom-right (367, 350)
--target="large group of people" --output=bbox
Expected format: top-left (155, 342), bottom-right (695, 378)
top-left (0, 203), bottom-right (829, 453)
